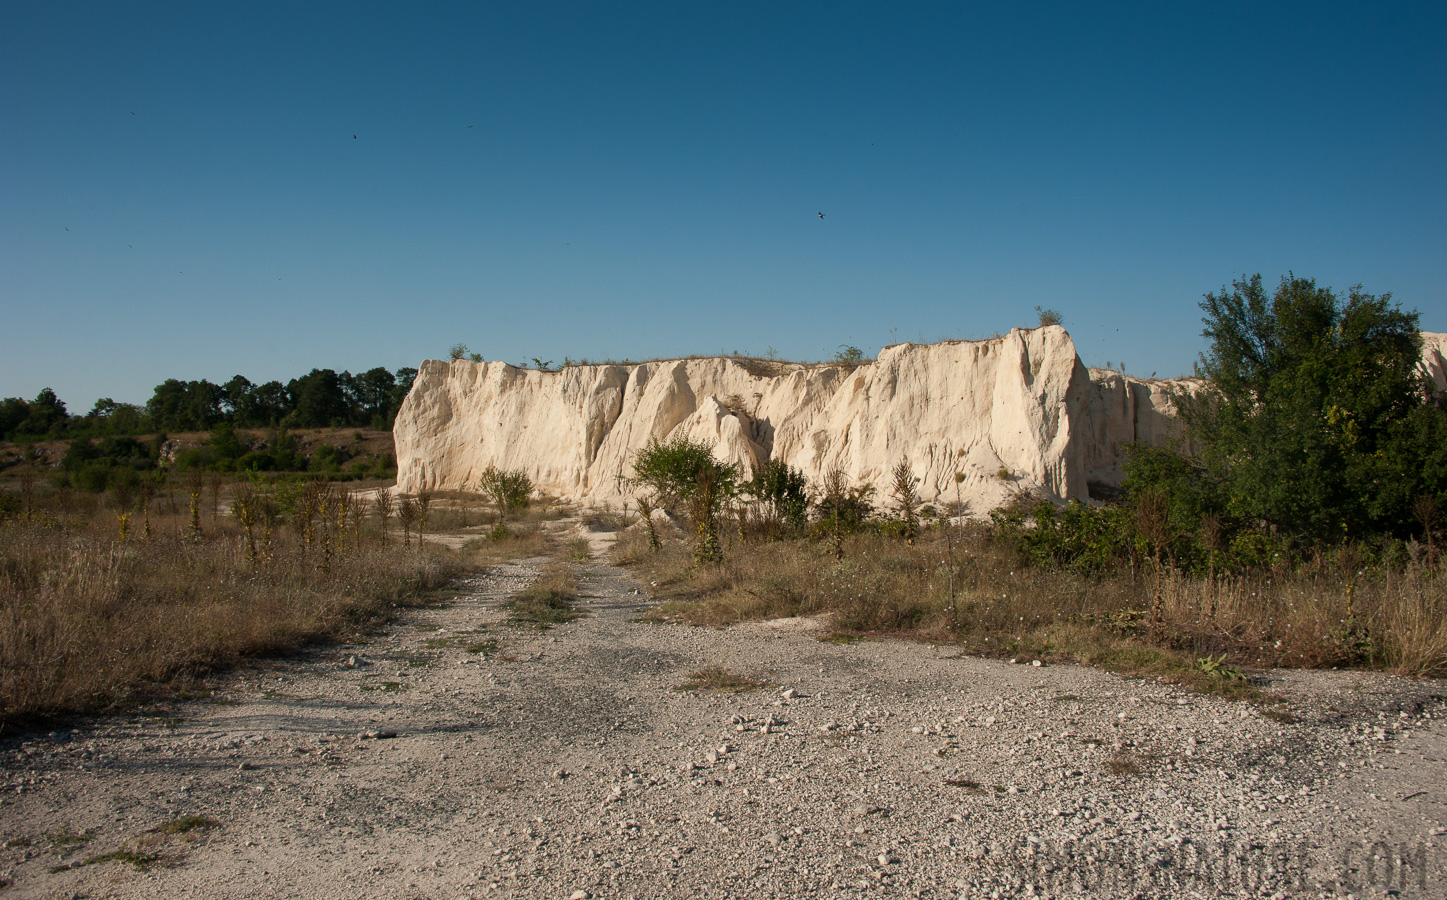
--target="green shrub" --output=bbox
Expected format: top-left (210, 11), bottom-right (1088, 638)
top-left (632, 436), bottom-right (737, 509)
top-left (478, 465), bottom-right (533, 520)
top-left (309, 445), bottom-right (346, 473)
top-left (744, 459), bottom-right (809, 535)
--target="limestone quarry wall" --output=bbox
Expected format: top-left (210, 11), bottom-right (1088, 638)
top-left (1079, 370), bottom-right (1200, 496)
top-left (393, 329), bottom-right (1447, 511)
top-left (397, 326), bottom-right (1101, 510)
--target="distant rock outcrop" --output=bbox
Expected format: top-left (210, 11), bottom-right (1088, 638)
top-left (393, 328), bottom-right (1447, 511)
top-left (1421, 332), bottom-right (1447, 393)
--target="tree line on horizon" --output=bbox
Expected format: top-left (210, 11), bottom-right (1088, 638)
top-left (0, 366), bottom-right (418, 442)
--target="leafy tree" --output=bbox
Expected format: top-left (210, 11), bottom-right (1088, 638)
top-left (287, 369), bottom-right (348, 427)
top-left (208, 422), bottom-right (245, 467)
top-left (84, 398), bottom-right (145, 434)
top-left (146, 379), bottom-right (224, 431)
top-left (0, 397), bottom-right (30, 440)
top-left (62, 437), bottom-right (101, 472)
top-left (249, 380), bottom-right (291, 426)
top-left (1171, 273), bottom-right (1446, 540)
top-left (385, 367), bottom-right (418, 426)
top-left (351, 367), bottom-right (397, 426)
top-left (222, 375), bottom-right (257, 424)
top-left (633, 437), bottom-right (738, 563)
top-left (631, 436), bottom-right (738, 510)
top-left (20, 388), bottom-right (69, 436)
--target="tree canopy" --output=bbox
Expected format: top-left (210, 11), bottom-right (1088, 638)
top-left (1166, 273), bottom-right (1446, 541)
top-left (0, 365), bottom-right (419, 440)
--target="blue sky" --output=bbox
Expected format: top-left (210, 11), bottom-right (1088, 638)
top-left (3, 1), bottom-right (1444, 410)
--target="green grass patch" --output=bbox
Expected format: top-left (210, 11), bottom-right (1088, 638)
top-left (81, 849), bottom-right (162, 872)
top-left (463, 639), bottom-right (498, 655)
top-left (151, 816), bottom-right (219, 835)
top-left (44, 824), bottom-right (93, 850)
top-left (817, 632), bottom-right (879, 644)
top-left (672, 666), bottom-right (768, 693)
top-left (505, 563), bottom-right (584, 630)
top-left (565, 537), bottom-right (592, 561)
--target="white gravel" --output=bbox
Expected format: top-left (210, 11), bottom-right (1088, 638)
top-left (1, 552), bottom-right (1444, 899)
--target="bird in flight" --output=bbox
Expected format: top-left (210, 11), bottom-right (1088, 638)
top-left (468, 125), bottom-right (474, 128)
top-left (818, 212), bottom-right (825, 218)
top-left (353, 134), bottom-right (357, 139)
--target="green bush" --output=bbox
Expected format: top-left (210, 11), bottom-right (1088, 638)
top-left (308, 444), bottom-right (347, 474)
top-left (632, 437), bottom-right (737, 564)
top-left (478, 465), bottom-right (533, 520)
top-left (990, 499), bottom-right (1135, 576)
top-left (810, 469), bottom-right (874, 533)
top-left (73, 463), bottom-right (113, 493)
top-left (632, 436), bottom-right (738, 509)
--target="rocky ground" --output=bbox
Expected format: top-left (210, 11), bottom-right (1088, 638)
top-left (2, 534), bottom-right (1445, 899)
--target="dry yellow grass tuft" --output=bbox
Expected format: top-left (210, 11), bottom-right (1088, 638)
top-left (617, 519), bottom-right (1447, 689)
top-left (1, 484), bottom-right (459, 730)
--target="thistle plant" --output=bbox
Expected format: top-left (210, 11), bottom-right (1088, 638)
top-left (891, 458), bottom-right (919, 545)
top-left (398, 496), bottom-right (419, 548)
top-left (689, 467), bottom-right (723, 565)
top-left (373, 490), bottom-right (393, 546)
top-left (111, 480), bottom-right (136, 541)
top-left (416, 491), bottom-right (432, 544)
top-left (137, 477), bottom-right (156, 541)
top-left (187, 468), bottom-right (204, 540)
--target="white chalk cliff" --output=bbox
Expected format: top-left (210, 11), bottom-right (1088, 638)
top-left (393, 328), bottom-right (1446, 511)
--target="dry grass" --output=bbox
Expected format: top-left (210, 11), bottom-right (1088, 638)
top-left (505, 562), bottom-right (583, 629)
top-left (0, 487), bottom-right (461, 730)
top-left (620, 522), bottom-right (1447, 688)
top-left (565, 537), bottom-right (592, 561)
top-left (462, 523), bottom-right (549, 562)
top-left (1104, 751), bottom-right (1143, 776)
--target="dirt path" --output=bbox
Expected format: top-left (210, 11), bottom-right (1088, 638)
top-left (3, 546), bottom-right (1446, 899)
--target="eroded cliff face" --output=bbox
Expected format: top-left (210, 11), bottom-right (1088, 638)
top-left (1079, 371), bottom-right (1201, 497)
top-left (395, 327), bottom-right (1095, 509)
top-left (393, 329), bottom-right (1447, 511)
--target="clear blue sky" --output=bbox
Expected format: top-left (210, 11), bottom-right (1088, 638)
top-left (4, 1), bottom-right (1444, 411)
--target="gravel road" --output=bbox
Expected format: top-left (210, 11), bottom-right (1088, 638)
top-left (2, 545), bottom-right (1445, 899)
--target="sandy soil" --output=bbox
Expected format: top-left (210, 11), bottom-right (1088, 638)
top-left (2, 534), bottom-right (1445, 899)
